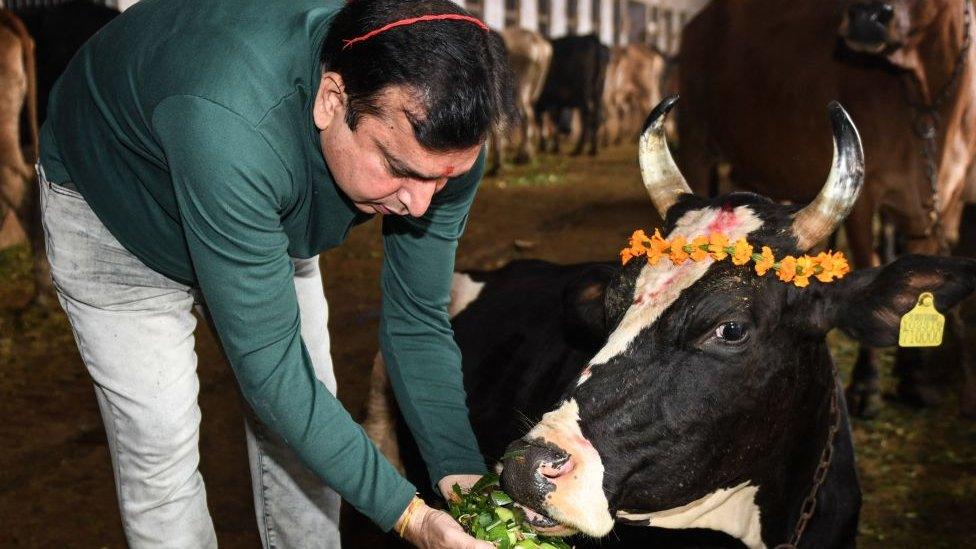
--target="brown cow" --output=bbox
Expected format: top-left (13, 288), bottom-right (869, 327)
top-left (0, 8), bottom-right (43, 292)
top-left (488, 28), bottom-right (552, 176)
top-left (677, 0), bottom-right (976, 416)
top-left (600, 43), bottom-right (665, 147)
top-left (599, 47), bottom-right (627, 146)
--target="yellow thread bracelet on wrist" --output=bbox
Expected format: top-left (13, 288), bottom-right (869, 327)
top-left (397, 496), bottom-right (424, 538)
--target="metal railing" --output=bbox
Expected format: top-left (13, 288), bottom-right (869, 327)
top-left (3, 0), bottom-right (117, 9)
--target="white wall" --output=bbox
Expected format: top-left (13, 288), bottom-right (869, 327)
top-left (483, 0), bottom-right (506, 29)
top-left (576, 0), bottom-right (593, 34)
top-left (599, 0), bottom-right (614, 44)
top-left (549, 0), bottom-right (567, 37)
top-left (520, 0), bottom-right (539, 30)
top-left (117, 0), bottom-right (139, 11)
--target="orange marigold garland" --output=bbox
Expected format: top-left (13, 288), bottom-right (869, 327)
top-left (619, 230), bottom-right (850, 288)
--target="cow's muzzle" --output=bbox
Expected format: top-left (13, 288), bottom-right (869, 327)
top-left (500, 438), bottom-right (571, 526)
top-left (498, 399), bottom-right (615, 537)
top-left (840, 1), bottom-right (896, 53)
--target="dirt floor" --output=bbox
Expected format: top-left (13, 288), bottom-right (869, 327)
top-left (1, 143), bottom-right (975, 548)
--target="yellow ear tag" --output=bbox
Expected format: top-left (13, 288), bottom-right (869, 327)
top-left (898, 292), bottom-right (945, 347)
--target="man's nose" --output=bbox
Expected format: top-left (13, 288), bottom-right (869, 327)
top-left (401, 180), bottom-right (440, 217)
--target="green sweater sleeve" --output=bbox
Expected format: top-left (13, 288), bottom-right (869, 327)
top-left (380, 151), bottom-right (488, 488)
top-left (152, 95), bottom-right (415, 531)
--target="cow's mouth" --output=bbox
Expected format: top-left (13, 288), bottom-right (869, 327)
top-left (515, 503), bottom-right (579, 536)
top-left (515, 503), bottom-right (559, 528)
top-left (842, 36), bottom-right (897, 55)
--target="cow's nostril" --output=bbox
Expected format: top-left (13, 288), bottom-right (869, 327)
top-left (877, 3), bottom-right (894, 24)
top-left (844, 1), bottom-right (894, 47)
top-left (539, 455), bottom-right (575, 479)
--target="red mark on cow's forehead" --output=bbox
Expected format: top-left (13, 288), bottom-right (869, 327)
top-left (634, 271), bottom-right (677, 305)
top-left (707, 207), bottom-right (740, 233)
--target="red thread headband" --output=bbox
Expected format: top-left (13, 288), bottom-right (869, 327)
top-left (342, 14), bottom-right (489, 50)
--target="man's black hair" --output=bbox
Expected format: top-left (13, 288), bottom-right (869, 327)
top-left (320, 0), bottom-right (517, 151)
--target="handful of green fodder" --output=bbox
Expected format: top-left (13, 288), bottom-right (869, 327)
top-left (449, 474), bottom-right (572, 549)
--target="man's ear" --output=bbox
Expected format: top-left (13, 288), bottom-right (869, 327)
top-left (562, 263), bottom-right (620, 353)
top-left (804, 255), bottom-right (976, 347)
top-left (313, 71), bottom-right (345, 131)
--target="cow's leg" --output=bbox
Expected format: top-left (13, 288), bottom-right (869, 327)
top-left (535, 108), bottom-right (546, 153)
top-left (843, 196), bottom-right (884, 418)
top-left (362, 352), bottom-right (404, 474)
top-left (587, 101), bottom-right (601, 156)
top-left (549, 109), bottom-right (562, 154)
top-left (571, 104), bottom-right (589, 156)
top-left (0, 26), bottom-right (50, 307)
top-left (514, 98), bottom-right (534, 164)
top-left (0, 26), bottom-right (31, 227)
top-left (487, 127), bottom-right (503, 177)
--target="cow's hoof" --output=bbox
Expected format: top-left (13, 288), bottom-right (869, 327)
top-left (846, 383), bottom-right (882, 418)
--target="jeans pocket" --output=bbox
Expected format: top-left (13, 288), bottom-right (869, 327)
top-left (46, 179), bottom-right (84, 200)
top-left (37, 161), bottom-right (84, 200)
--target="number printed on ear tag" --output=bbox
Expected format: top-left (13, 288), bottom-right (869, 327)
top-left (899, 292), bottom-right (945, 347)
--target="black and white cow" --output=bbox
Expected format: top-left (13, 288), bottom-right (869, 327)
top-left (535, 34), bottom-right (609, 157)
top-left (365, 97), bottom-right (976, 548)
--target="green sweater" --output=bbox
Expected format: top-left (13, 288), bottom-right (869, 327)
top-left (40, 0), bottom-right (486, 531)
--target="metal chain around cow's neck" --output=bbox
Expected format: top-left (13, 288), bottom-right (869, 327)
top-left (902, 0), bottom-right (972, 255)
top-left (772, 371), bottom-right (841, 549)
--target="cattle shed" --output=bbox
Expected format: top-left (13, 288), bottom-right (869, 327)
top-left (459, 0), bottom-right (707, 52)
top-left (2, 0), bottom-right (127, 8)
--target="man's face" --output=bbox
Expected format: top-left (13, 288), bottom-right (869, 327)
top-left (313, 73), bottom-right (483, 217)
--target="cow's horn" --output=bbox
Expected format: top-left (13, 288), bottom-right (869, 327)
top-left (639, 95), bottom-right (692, 219)
top-left (792, 102), bottom-right (865, 251)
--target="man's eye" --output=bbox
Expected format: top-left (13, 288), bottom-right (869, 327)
top-left (715, 321), bottom-right (749, 344)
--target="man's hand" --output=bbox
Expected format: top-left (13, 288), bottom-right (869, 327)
top-left (437, 474), bottom-right (484, 503)
top-left (401, 502), bottom-right (494, 549)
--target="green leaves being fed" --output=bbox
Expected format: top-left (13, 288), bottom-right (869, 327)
top-left (448, 474), bottom-right (572, 549)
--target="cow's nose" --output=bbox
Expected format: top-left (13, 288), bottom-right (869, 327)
top-left (845, 1), bottom-right (895, 45)
top-left (500, 439), bottom-right (574, 513)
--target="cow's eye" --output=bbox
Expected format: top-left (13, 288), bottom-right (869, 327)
top-left (715, 321), bottom-right (749, 344)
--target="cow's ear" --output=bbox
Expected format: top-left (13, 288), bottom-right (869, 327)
top-left (804, 255), bottom-right (976, 347)
top-left (563, 263), bottom-right (619, 352)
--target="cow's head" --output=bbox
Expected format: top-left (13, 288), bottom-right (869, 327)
top-left (839, 0), bottom-right (965, 69)
top-left (499, 97), bottom-right (976, 544)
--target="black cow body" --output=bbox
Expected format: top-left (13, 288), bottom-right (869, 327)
top-left (451, 259), bottom-right (862, 548)
top-left (535, 34), bottom-right (609, 156)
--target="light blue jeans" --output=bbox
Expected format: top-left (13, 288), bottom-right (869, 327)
top-left (38, 166), bottom-right (342, 548)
